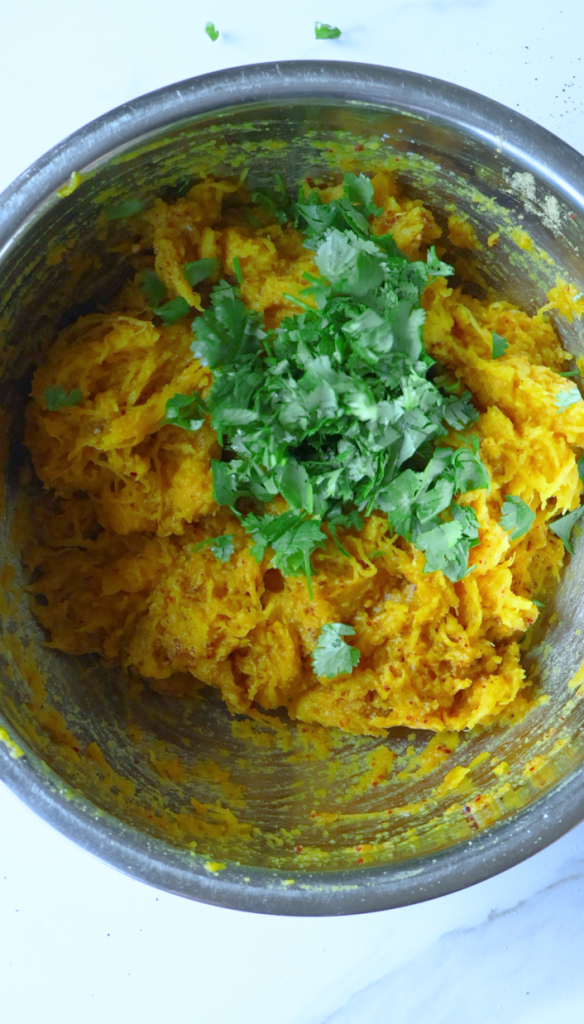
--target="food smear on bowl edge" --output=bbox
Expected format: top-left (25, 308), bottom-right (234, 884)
top-left (21, 169), bottom-right (584, 753)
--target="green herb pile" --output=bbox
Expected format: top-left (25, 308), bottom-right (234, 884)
top-left (182, 172), bottom-right (492, 588)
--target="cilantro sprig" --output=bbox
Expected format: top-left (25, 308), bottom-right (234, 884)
top-left (44, 385), bottom-right (83, 411)
top-left (500, 495), bottom-right (536, 540)
top-left (162, 393), bottom-right (207, 432)
top-left (312, 623), bottom-right (359, 678)
top-left (185, 174), bottom-right (489, 590)
top-left (315, 22), bottom-right (341, 39)
top-left (549, 506), bottom-right (584, 554)
top-left (555, 385), bottom-right (582, 413)
top-left (491, 332), bottom-right (508, 359)
top-left (192, 534), bottom-right (235, 562)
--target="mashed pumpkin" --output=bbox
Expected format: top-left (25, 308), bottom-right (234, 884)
top-left (22, 174), bottom-right (584, 737)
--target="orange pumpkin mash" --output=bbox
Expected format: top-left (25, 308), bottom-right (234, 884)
top-left (23, 174), bottom-right (584, 736)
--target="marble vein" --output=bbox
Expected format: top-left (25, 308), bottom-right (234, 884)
top-left (315, 862), bottom-right (584, 1023)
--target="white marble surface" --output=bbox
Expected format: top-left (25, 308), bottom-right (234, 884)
top-left (2, 0), bottom-right (584, 1020)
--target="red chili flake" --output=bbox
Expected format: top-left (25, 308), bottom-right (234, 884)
top-left (372, 781), bottom-right (378, 787)
top-left (570, 213), bottom-right (576, 220)
top-left (357, 857), bottom-right (364, 865)
top-left (354, 143), bottom-right (364, 152)
top-left (475, 794), bottom-right (482, 802)
top-left (355, 845), bottom-right (362, 851)
top-left (294, 845), bottom-right (303, 853)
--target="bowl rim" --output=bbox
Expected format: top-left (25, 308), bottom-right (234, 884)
top-left (2, 59), bottom-right (584, 915)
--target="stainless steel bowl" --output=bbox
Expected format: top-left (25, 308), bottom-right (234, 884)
top-left (2, 61), bottom-right (584, 915)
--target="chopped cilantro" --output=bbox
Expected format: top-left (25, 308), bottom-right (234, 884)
top-left (140, 271), bottom-right (167, 308)
top-left (205, 21), bottom-right (219, 41)
top-left (44, 385), bottom-right (83, 411)
top-left (241, 510), bottom-right (326, 597)
top-left (162, 393), bottom-right (207, 431)
top-left (192, 534), bottom-right (235, 562)
top-left (104, 198), bottom-right (145, 220)
top-left (312, 623), bottom-right (359, 678)
top-left (491, 332), bottom-right (508, 359)
top-left (233, 257), bottom-right (243, 284)
top-left (532, 599), bottom-right (545, 608)
top-left (555, 385), bottom-right (582, 412)
top-left (315, 21), bottom-right (341, 39)
top-left (212, 460), bottom-right (240, 507)
top-left (578, 453), bottom-right (584, 483)
top-left (182, 174), bottom-right (489, 586)
top-left (549, 505), bottom-right (584, 554)
top-left (500, 495), bottom-right (536, 540)
top-left (183, 258), bottom-right (219, 288)
top-left (560, 370), bottom-right (580, 378)
top-left (154, 296), bottom-right (191, 325)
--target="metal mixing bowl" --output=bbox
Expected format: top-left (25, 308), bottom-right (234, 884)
top-left (2, 61), bottom-right (584, 915)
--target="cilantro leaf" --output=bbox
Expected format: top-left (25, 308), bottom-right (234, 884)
top-left (162, 393), bottom-right (207, 432)
top-left (212, 461), bottom-right (240, 506)
top-left (555, 385), bottom-right (582, 412)
top-left (500, 495), bottom-right (536, 540)
top-left (192, 535), bottom-right (235, 562)
top-left (315, 22), bottom-right (341, 39)
top-left (104, 199), bottom-right (145, 220)
top-left (233, 257), bottom-right (243, 284)
top-left (44, 385), bottom-right (83, 411)
top-left (549, 505), bottom-right (584, 554)
top-left (191, 281), bottom-right (264, 368)
top-left (154, 296), bottom-right (191, 325)
top-left (578, 453), bottom-right (584, 483)
top-left (491, 332), bottom-right (508, 359)
top-left (312, 623), bottom-right (359, 678)
top-left (183, 258), bottom-right (219, 288)
top-left (342, 173), bottom-right (382, 216)
top-left (205, 21), bottom-right (219, 41)
top-left (451, 446), bottom-right (490, 494)
top-left (140, 271), bottom-right (167, 308)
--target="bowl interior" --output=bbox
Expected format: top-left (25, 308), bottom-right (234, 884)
top-left (2, 79), bottom-right (584, 909)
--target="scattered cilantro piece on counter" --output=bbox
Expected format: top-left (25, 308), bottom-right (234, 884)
top-left (500, 495), bottom-right (536, 540)
top-left (205, 21), bottom-right (219, 41)
top-left (549, 506), bottom-right (584, 554)
top-left (315, 21), bottom-right (341, 39)
top-left (183, 258), bottom-right (219, 288)
top-left (184, 173), bottom-right (490, 586)
top-left (104, 199), bottom-right (145, 220)
top-left (162, 393), bottom-right (207, 431)
top-left (140, 271), bottom-right (167, 308)
top-left (555, 385), bottom-right (582, 413)
top-left (491, 332), bottom-right (508, 359)
top-left (312, 623), bottom-right (360, 678)
top-left (44, 385), bottom-right (83, 411)
top-left (192, 535), bottom-right (235, 562)
top-left (154, 296), bottom-right (192, 325)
